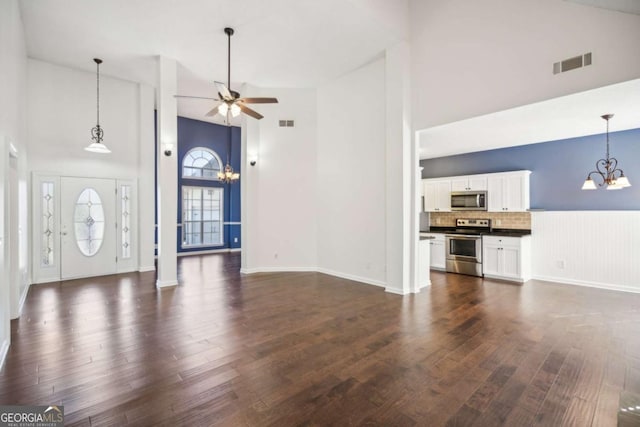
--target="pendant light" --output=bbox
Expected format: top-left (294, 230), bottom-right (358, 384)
top-left (217, 125), bottom-right (239, 184)
top-left (581, 114), bottom-right (630, 190)
top-left (85, 58), bottom-right (111, 153)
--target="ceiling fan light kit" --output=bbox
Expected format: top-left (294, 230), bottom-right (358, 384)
top-left (174, 27), bottom-right (278, 122)
top-left (85, 58), bottom-right (111, 153)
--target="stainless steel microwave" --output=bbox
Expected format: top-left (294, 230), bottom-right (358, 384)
top-left (450, 191), bottom-right (487, 211)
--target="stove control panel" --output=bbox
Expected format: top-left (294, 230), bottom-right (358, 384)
top-left (456, 218), bottom-right (491, 228)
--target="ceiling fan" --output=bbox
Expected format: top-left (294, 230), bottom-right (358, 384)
top-left (176, 27), bottom-right (278, 121)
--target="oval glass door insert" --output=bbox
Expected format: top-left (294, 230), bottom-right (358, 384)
top-left (74, 188), bottom-right (105, 256)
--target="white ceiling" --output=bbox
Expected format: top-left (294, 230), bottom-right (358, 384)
top-left (18, 0), bottom-right (408, 125)
top-left (418, 78), bottom-right (640, 159)
top-left (18, 0), bottom-right (640, 143)
top-left (564, 0), bottom-right (640, 15)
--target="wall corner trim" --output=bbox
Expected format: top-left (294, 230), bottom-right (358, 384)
top-left (532, 275), bottom-right (640, 294)
top-left (156, 279), bottom-right (178, 288)
top-left (13, 283), bottom-right (30, 320)
top-left (0, 340), bottom-right (9, 371)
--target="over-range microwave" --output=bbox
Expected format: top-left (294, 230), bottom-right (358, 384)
top-left (451, 191), bottom-right (487, 211)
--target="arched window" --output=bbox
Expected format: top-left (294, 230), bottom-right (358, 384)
top-left (182, 148), bottom-right (222, 179)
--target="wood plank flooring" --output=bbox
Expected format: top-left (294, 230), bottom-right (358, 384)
top-left (2, 253), bottom-right (640, 426)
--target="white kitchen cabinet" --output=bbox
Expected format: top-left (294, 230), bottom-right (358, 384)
top-left (423, 179), bottom-right (451, 212)
top-left (482, 235), bottom-right (531, 282)
top-left (418, 238), bottom-right (431, 288)
top-left (487, 171), bottom-right (531, 212)
top-left (450, 176), bottom-right (487, 192)
top-left (421, 233), bottom-right (446, 270)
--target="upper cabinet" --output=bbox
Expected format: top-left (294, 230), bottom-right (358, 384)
top-left (487, 171), bottom-right (531, 212)
top-left (450, 176), bottom-right (487, 192)
top-left (423, 179), bottom-right (451, 212)
top-left (423, 170), bottom-right (531, 213)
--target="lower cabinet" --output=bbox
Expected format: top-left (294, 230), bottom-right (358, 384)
top-left (482, 235), bottom-right (531, 282)
top-left (421, 233), bottom-right (446, 271)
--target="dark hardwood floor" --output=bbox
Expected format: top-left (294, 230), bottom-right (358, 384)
top-left (1, 253), bottom-right (640, 426)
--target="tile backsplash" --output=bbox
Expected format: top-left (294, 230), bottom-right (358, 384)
top-left (430, 211), bottom-right (531, 229)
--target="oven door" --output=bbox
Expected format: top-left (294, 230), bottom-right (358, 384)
top-left (445, 234), bottom-right (482, 263)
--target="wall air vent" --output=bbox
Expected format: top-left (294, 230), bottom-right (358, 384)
top-left (279, 120), bottom-right (295, 127)
top-left (553, 52), bottom-right (592, 74)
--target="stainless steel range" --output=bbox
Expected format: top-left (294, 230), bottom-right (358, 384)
top-left (445, 218), bottom-right (491, 277)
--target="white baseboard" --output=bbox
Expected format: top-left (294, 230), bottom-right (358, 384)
top-left (385, 287), bottom-right (407, 295)
top-left (532, 274), bottom-right (640, 294)
top-left (240, 266), bottom-right (317, 274)
top-left (156, 279), bottom-right (178, 288)
top-left (177, 248), bottom-right (242, 257)
top-left (0, 339), bottom-right (9, 370)
top-left (316, 267), bottom-right (386, 288)
top-left (14, 282), bottom-right (30, 319)
top-left (239, 266), bottom-right (387, 290)
top-left (138, 265), bottom-right (156, 272)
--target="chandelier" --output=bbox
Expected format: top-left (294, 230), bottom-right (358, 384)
top-left (581, 114), bottom-right (630, 190)
top-left (85, 58), bottom-right (111, 153)
top-left (217, 125), bottom-right (239, 184)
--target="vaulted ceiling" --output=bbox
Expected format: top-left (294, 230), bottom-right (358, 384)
top-left (18, 0), bottom-right (407, 124)
top-left (18, 0), bottom-right (640, 153)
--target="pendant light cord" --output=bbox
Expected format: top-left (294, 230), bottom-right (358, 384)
top-left (94, 58), bottom-right (102, 128)
top-left (605, 116), bottom-right (610, 161)
top-left (227, 30), bottom-right (231, 90)
top-left (96, 60), bottom-right (100, 126)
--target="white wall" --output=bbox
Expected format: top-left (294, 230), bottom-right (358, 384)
top-left (242, 87), bottom-right (318, 272)
top-left (0, 0), bottom-right (28, 365)
top-left (28, 59), bottom-right (141, 178)
top-left (410, 0), bottom-right (640, 130)
top-left (316, 59), bottom-right (387, 286)
top-left (27, 59), bottom-right (156, 275)
top-left (532, 211), bottom-right (640, 293)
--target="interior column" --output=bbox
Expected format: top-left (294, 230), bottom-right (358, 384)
top-left (156, 56), bottom-right (178, 288)
top-left (385, 41), bottom-right (415, 295)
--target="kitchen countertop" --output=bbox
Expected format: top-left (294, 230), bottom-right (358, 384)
top-left (421, 226), bottom-right (531, 237)
top-left (419, 235), bottom-right (436, 241)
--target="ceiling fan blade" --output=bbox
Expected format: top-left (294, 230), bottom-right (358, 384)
top-left (238, 103), bottom-right (264, 120)
top-left (215, 81), bottom-right (233, 101)
top-left (174, 95), bottom-right (219, 101)
top-left (205, 105), bottom-right (222, 117)
top-left (237, 97), bottom-right (279, 104)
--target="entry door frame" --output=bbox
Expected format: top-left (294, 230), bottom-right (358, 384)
top-left (31, 172), bottom-right (138, 284)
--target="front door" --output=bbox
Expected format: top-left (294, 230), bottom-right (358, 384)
top-left (60, 177), bottom-right (116, 279)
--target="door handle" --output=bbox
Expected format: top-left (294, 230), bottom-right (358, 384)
top-left (61, 232), bottom-right (67, 236)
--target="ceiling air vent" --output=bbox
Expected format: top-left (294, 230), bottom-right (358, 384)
top-left (279, 120), bottom-right (295, 127)
top-left (553, 52), bottom-right (592, 74)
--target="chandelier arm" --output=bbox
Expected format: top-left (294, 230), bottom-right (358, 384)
top-left (588, 164), bottom-right (606, 187)
top-left (594, 159), bottom-right (608, 178)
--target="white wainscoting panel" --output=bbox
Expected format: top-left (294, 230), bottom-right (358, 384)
top-left (531, 211), bottom-right (640, 293)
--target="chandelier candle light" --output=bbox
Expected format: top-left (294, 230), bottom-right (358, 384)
top-left (581, 114), bottom-right (631, 190)
top-left (85, 58), bottom-right (111, 153)
top-left (218, 125), bottom-right (240, 184)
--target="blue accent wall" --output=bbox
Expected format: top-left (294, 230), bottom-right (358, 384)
top-left (177, 117), bottom-right (241, 252)
top-left (420, 128), bottom-right (640, 210)
top-left (154, 113), bottom-right (241, 253)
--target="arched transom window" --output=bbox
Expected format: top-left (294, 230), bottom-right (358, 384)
top-left (182, 148), bottom-right (222, 179)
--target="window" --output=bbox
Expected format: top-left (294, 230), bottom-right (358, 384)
top-left (182, 186), bottom-right (223, 247)
top-left (73, 188), bottom-right (105, 256)
top-left (182, 148), bottom-right (222, 179)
